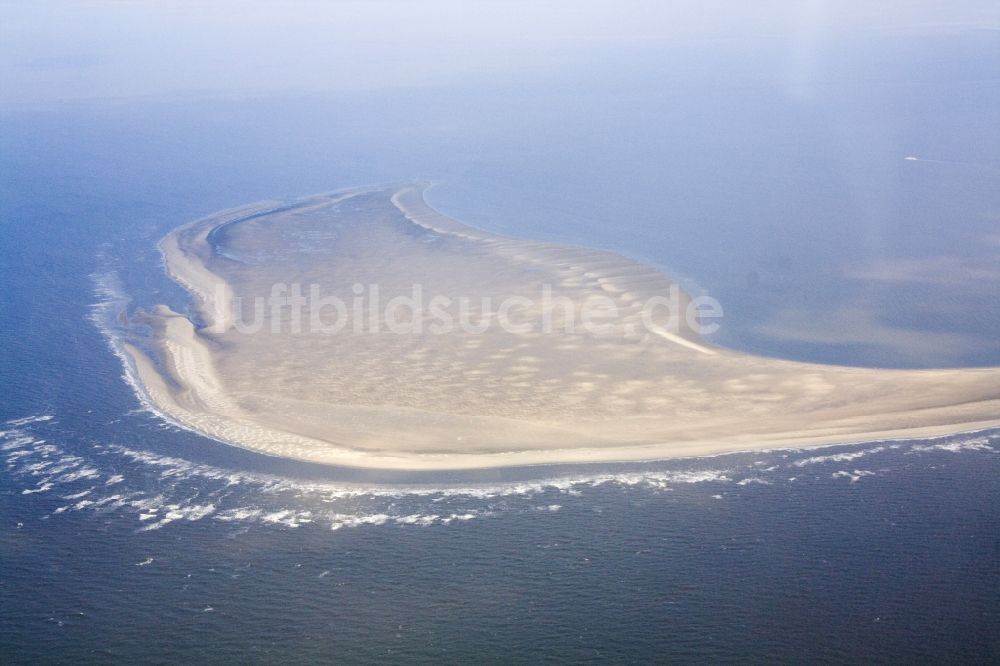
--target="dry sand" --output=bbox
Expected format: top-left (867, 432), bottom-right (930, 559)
top-left (120, 183), bottom-right (1000, 470)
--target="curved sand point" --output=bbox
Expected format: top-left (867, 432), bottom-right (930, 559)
top-left (121, 183), bottom-right (1000, 470)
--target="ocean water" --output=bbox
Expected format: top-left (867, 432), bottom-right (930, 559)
top-left (2, 413), bottom-right (999, 662)
top-left (2, 27), bottom-right (999, 663)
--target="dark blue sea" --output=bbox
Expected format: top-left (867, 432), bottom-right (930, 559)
top-left (2, 27), bottom-right (999, 664)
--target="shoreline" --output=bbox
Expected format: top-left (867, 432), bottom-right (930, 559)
top-left (117, 183), bottom-right (1000, 471)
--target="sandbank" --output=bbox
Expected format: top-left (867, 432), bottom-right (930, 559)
top-left (119, 183), bottom-right (1000, 470)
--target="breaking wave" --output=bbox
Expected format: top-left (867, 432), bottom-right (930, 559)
top-left (4, 413), bottom-right (997, 534)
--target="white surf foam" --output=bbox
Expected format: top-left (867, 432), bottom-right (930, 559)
top-left (4, 413), bottom-right (997, 533)
top-left (793, 446), bottom-right (887, 467)
top-left (908, 438), bottom-right (994, 454)
top-left (832, 470), bottom-right (876, 483)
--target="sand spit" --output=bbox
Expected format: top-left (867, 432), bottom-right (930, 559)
top-left (120, 183), bottom-right (1000, 470)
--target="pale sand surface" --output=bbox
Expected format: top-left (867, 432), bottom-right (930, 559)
top-left (121, 183), bottom-right (1000, 470)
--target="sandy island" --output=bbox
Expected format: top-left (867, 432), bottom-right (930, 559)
top-left (120, 183), bottom-right (1000, 470)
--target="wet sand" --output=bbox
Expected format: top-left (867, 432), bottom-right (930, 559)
top-left (121, 183), bottom-right (1000, 470)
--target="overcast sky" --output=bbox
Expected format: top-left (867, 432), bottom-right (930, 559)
top-left (2, 1), bottom-right (997, 104)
